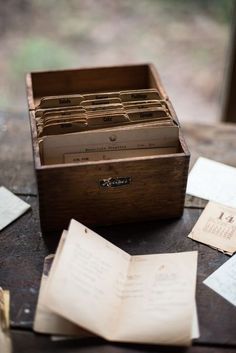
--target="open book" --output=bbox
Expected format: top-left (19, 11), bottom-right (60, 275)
top-left (36, 219), bottom-right (198, 346)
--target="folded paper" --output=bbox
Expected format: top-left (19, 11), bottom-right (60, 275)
top-left (41, 219), bottom-right (198, 346)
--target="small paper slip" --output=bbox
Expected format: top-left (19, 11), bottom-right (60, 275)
top-left (188, 201), bottom-right (236, 255)
top-left (0, 186), bottom-right (31, 231)
top-left (186, 157), bottom-right (236, 208)
top-left (0, 288), bottom-right (12, 353)
top-left (203, 255), bottom-right (236, 306)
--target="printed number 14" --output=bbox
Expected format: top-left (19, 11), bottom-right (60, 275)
top-left (218, 212), bottom-right (234, 223)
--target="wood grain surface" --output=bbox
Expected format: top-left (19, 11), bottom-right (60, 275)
top-left (1, 112), bottom-right (236, 352)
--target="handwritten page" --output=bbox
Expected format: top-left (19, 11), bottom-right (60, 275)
top-left (0, 288), bottom-right (12, 353)
top-left (44, 219), bottom-right (198, 345)
top-left (186, 157), bottom-right (236, 208)
top-left (0, 186), bottom-right (30, 231)
top-left (111, 252), bottom-right (198, 345)
top-left (188, 201), bottom-right (236, 255)
top-left (203, 255), bottom-right (236, 306)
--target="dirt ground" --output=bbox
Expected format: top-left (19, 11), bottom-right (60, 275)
top-left (0, 0), bottom-right (233, 123)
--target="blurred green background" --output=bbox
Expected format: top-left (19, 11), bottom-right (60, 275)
top-left (0, 0), bottom-right (234, 122)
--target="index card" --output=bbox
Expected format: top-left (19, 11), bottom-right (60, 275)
top-left (44, 219), bottom-right (198, 346)
top-left (42, 124), bottom-right (179, 165)
top-left (188, 201), bottom-right (236, 255)
top-left (186, 157), bottom-right (236, 208)
top-left (203, 255), bottom-right (236, 306)
top-left (0, 187), bottom-right (31, 231)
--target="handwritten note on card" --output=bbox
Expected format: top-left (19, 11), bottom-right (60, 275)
top-left (0, 186), bottom-right (31, 231)
top-left (204, 255), bottom-right (236, 306)
top-left (188, 201), bottom-right (236, 255)
top-left (187, 157), bottom-right (236, 208)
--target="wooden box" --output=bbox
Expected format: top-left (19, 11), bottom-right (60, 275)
top-left (26, 64), bottom-right (190, 235)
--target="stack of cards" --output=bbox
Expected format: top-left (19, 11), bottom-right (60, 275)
top-left (34, 88), bottom-right (179, 165)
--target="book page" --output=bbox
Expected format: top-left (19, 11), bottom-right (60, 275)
top-left (187, 157), bottom-right (236, 208)
top-left (188, 201), bottom-right (236, 255)
top-left (111, 251), bottom-right (198, 345)
top-left (44, 219), bottom-right (130, 338)
top-left (204, 254), bottom-right (236, 306)
top-left (34, 232), bottom-right (92, 337)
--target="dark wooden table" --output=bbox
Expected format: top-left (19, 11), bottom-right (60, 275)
top-left (1, 111), bottom-right (236, 353)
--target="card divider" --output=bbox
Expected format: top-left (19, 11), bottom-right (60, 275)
top-left (32, 88), bottom-right (181, 164)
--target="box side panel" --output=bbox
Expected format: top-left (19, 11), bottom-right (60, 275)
top-left (37, 155), bottom-right (189, 235)
top-left (31, 65), bottom-right (150, 104)
top-left (147, 64), bottom-right (168, 100)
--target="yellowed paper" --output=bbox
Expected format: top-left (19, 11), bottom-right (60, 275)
top-left (188, 201), bottom-right (236, 255)
top-left (37, 95), bottom-right (84, 109)
top-left (0, 288), bottom-right (12, 353)
top-left (44, 219), bottom-right (197, 345)
top-left (41, 125), bottom-right (179, 165)
top-left (63, 147), bottom-right (177, 163)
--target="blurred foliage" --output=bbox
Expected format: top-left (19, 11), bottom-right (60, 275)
top-left (10, 38), bottom-right (75, 78)
top-left (160, 0), bottom-right (234, 22)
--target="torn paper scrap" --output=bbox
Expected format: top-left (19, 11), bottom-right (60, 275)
top-left (0, 288), bottom-right (12, 353)
top-left (186, 157), bottom-right (236, 208)
top-left (0, 186), bottom-right (31, 231)
top-left (203, 255), bottom-right (236, 306)
top-left (188, 201), bottom-right (236, 255)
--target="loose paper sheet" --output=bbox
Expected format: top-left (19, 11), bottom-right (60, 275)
top-left (44, 219), bottom-right (198, 346)
top-left (0, 186), bottom-right (30, 231)
top-left (188, 201), bottom-right (236, 255)
top-left (0, 288), bottom-right (12, 353)
top-left (203, 255), bottom-right (236, 306)
top-left (186, 157), bottom-right (236, 208)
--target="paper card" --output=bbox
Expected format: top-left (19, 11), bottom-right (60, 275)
top-left (187, 157), bottom-right (236, 208)
top-left (120, 89), bottom-right (161, 102)
top-left (63, 147), bottom-right (177, 163)
top-left (83, 92), bottom-right (120, 100)
top-left (0, 288), bottom-right (12, 353)
top-left (37, 94), bottom-right (84, 109)
top-left (42, 125), bottom-right (179, 165)
top-left (203, 255), bottom-right (236, 306)
top-left (188, 201), bottom-right (236, 255)
top-left (81, 98), bottom-right (121, 106)
top-left (0, 187), bottom-right (31, 231)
